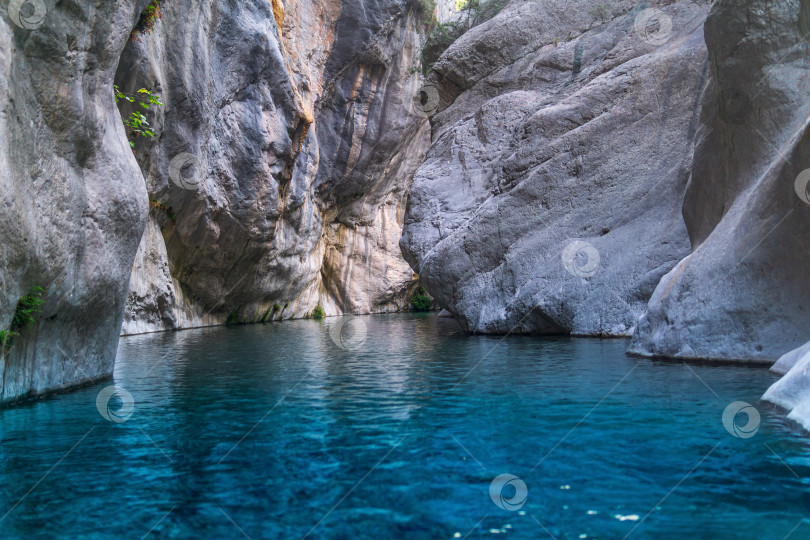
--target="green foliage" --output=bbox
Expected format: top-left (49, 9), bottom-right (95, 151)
top-left (149, 199), bottom-right (176, 221)
top-left (114, 85), bottom-right (164, 151)
top-left (226, 312), bottom-right (239, 325)
top-left (0, 329), bottom-right (16, 354)
top-left (312, 304), bottom-right (325, 320)
top-left (416, 0), bottom-right (437, 24)
top-left (410, 287), bottom-right (432, 312)
top-left (420, 0), bottom-right (509, 75)
top-left (132, 0), bottom-right (163, 38)
top-left (261, 303), bottom-right (283, 323)
top-left (2, 286), bottom-right (45, 355)
top-left (262, 307), bottom-right (273, 322)
top-left (11, 286), bottom-right (45, 331)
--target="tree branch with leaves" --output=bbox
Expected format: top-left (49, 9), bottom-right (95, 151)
top-left (114, 85), bottom-right (164, 151)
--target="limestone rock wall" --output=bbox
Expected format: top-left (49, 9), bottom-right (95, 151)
top-left (400, 0), bottom-right (809, 367)
top-left (400, 0), bottom-right (710, 335)
top-left (117, 0), bottom-right (430, 334)
top-left (0, 1), bottom-right (150, 403)
top-left (628, 0), bottom-right (810, 362)
top-left (0, 0), bottom-right (430, 401)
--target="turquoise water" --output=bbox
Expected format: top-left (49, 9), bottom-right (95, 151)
top-left (0, 314), bottom-right (808, 539)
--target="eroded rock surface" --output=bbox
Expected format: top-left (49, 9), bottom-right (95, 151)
top-left (118, 0), bottom-right (429, 333)
top-left (0, 1), bottom-right (148, 403)
top-left (629, 0), bottom-right (810, 362)
top-left (400, 0), bottom-right (709, 335)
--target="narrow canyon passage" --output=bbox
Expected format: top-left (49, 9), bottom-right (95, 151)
top-left (1, 0), bottom-right (809, 538)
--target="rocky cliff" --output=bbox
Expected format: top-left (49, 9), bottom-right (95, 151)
top-left (399, 0), bottom-right (810, 427)
top-left (0, 1), bottom-right (148, 403)
top-left (401, 0), bottom-right (809, 359)
top-left (118, 0), bottom-right (429, 334)
top-left (400, 0), bottom-right (710, 336)
top-left (629, 0), bottom-right (810, 363)
top-left (0, 0), bottom-right (429, 402)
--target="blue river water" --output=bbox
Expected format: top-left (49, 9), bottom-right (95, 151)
top-left (0, 313), bottom-right (808, 539)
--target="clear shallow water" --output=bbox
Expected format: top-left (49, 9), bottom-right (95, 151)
top-left (0, 314), bottom-right (809, 539)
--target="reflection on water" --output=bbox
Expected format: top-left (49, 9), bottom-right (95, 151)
top-left (0, 314), bottom-right (808, 539)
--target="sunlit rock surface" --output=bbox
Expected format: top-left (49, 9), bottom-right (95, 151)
top-left (118, 0), bottom-right (429, 333)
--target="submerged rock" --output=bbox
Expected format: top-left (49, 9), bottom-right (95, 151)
top-left (400, 0), bottom-right (709, 335)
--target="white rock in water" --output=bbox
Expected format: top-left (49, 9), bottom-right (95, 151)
top-left (770, 341), bottom-right (810, 375)
top-left (763, 343), bottom-right (810, 432)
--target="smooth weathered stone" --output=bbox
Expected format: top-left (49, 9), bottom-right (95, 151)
top-left (400, 0), bottom-right (709, 335)
top-left (771, 341), bottom-right (810, 376)
top-left (0, 1), bottom-right (149, 403)
top-left (764, 345), bottom-right (810, 432)
top-left (629, 0), bottom-right (810, 363)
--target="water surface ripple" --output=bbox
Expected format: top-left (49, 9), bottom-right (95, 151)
top-left (0, 314), bottom-right (808, 539)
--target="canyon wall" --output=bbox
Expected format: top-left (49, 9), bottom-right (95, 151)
top-left (117, 0), bottom-right (429, 334)
top-left (402, 0), bottom-right (809, 364)
top-left (2, 0), bottom-right (808, 413)
top-left (400, 0), bottom-right (710, 336)
top-left (402, 0), bottom-right (810, 427)
top-left (0, 0), bottom-right (149, 403)
top-left (0, 0), bottom-right (429, 402)
top-left (629, 0), bottom-right (810, 363)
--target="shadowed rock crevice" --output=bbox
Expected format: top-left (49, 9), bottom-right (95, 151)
top-left (117, 0), bottom-right (430, 334)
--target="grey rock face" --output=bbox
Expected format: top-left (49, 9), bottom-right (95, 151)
top-left (0, 0), bottom-right (428, 401)
top-left (400, 0), bottom-right (709, 335)
top-left (0, 1), bottom-right (148, 403)
top-left (629, 0), bottom-right (810, 362)
top-left (118, 0), bottom-right (429, 332)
